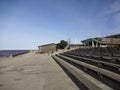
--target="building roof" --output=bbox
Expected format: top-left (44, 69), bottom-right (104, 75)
top-left (38, 43), bottom-right (56, 47)
top-left (81, 34), bottom-right (120, 45)
top-left (105, 34), bottom-right (120, 38)
top-left (92, 38), bottom-right (120, 44)
top-left (70, 44), bottom-right (83, 46)
top-left (82, 38), bottom-right (120, 45)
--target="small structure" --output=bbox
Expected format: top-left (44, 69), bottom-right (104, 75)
top-left (38, 43), bottom-right (57, 53)
top-left (81, 34), bottom-right (120, 47)
top-left (69, 44), bottom-right (83, 49)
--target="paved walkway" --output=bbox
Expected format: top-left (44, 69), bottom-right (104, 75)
top-left (0, 52), bottom-right (79, 90)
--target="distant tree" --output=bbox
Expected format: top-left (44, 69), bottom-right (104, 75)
top-left (57, 40), bottom-right (68, 49)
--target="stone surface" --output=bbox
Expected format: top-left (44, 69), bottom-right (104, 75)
top-left (0, 52), bottom-right (79, 90)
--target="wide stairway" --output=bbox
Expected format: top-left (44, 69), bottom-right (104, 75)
top-left (52, 47), bottom-right (120, 90)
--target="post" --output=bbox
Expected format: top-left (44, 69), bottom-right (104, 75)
top-left (92, 41), bottom-right (95, 47)
top-left (96, 43), bottom-right (98, 47)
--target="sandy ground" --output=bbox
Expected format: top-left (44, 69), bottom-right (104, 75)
top-left (0, 52), bottom-right (79, 90)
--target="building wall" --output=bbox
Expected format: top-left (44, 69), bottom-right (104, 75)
top-left (82, 38), bottom-right (120, 48)
top-left (112, 38), bottom-right (120, 43)
top-left (101, 38), bottom-right (120, 43)
top-left (101, 38), bottom-right (111, 43)
top-left (82, 34), bottom-right (120, 48)
top-left (39, 44), bottom-right (57, 53)
top-left (101, 38), bottom-right (120, 47)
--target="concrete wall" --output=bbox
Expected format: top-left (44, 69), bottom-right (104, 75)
top-left (39, 44), bottom-right (57, 53)
top-left (101, 38), bottom-right (120, 43)
top-left (101, 38), bottom-right (111, 43)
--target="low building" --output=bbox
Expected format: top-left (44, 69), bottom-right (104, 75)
top-left (69, 44), bottom-right (83, 48)
top-left (38, 43), bottom-right (57, 53)
top-left (81, 34), bottom-right (120, 47)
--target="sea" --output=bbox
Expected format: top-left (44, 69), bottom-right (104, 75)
top-left (0, 50), bottom-right (29, 57)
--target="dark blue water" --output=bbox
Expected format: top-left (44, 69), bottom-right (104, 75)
top-left (0, 50), bottom-right (29, 57)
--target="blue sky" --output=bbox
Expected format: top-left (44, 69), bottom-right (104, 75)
top-left (0, 0), bottom-right (120, 49)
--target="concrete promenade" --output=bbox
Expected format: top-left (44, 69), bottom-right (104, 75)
top-left (0, 52), bottom-right (79, 90)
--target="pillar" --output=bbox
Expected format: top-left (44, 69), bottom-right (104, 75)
top-left (92, 41), bottom-right (95, 47)
top-left (96, 43), bottom-right (98, 47)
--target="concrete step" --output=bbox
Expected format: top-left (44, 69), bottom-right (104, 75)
top-left (57, 54), bottom-right (120, 83)
top-left (62, 53), bottom-right (120, 74)
top-left (52, 55), bottom-right (113, 90)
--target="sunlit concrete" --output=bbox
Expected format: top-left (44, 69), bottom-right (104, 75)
top-left (0, 52), bottom-right (79, 90)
